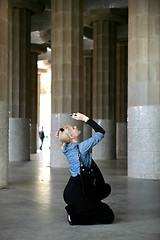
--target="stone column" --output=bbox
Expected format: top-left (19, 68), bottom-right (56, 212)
top-left (83, 50), bottom-right (93, 140)
top-left (30, 44), bottom-right (47, 153)
top-left (116, 40), bottom-right (128, 159)
top-left (9, 7), bottom-right (31, 161)
top-left (9, 1), bottom-right (44, 161)
top-left (37, 73), bottom-right (41, 149)
top-left (51, 0), bottom-right (83, 167)
top-left (128, 0), bottom-right (160, 179)
top-left (0, 0), bottom-right (9, 187)
top-left (30, 51), bottom-right (38, 153)
top-left (92, 20), bottom-right (117, 160)
top-left (84, 9), bottom-right (127, 161)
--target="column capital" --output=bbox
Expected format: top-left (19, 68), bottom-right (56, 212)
top-left (10, 0), bottom-right (45, 14)
top-left (31, 43), bottom-right (47, 55)
top-left (39, 30), bottom-right (51, 44)
top-left (84, 8), bottom-right (128, 27)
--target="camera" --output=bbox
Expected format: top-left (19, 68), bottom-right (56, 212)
top-left (70, 113), bottom-right (77, 117)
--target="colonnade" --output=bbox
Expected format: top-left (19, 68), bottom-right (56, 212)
top-left (0, 0), bottom-right (160, 187)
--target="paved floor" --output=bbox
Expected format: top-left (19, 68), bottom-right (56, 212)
top-left (0, 148), bottom-right (160, 240)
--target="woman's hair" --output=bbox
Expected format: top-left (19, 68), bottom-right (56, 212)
top-left (58, 125), bottom-right (72, 149)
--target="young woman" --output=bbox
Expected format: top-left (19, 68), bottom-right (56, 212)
top-left (55, 112), bottom-right (115, 225)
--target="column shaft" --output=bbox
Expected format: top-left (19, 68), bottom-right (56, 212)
top-left (51, 0), bottom-right (83, 167)
top-left (37, 73), bottom-right (41, 149)
top-left (83, 51), bottom-right (93, 117)
top-left (11, 8), bottom-right (31, 117)
top-left (116, 41), bottom-right (128, 159)
top-left (92, 20), bottom-right (116, 160)
top-left (0, 0), bottom-right (9, 187)
top-left (92, 21), bottom-right (116, 119)
top-left (128, 0), bottom-right (160, 179)
top-left (51, 0), bottom-right (83, 113)
top-left (30, 52), bottom-right (38, 153)
top-left (83, 50), bottom-right (93, 140)
top-left (9, 7), bottom-right (31, 161)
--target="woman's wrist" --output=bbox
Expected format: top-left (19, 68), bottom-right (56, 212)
top-left (84, 116), bottom-right (89, 122)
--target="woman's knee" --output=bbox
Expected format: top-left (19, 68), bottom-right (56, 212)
top-left (101, 210), bottom-right (115, 224)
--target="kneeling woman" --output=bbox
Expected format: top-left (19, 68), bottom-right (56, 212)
top-left (55, 113), bottom-right (115, 225)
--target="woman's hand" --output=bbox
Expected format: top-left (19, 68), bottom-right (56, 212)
top-left (71, 112), bottom-right (89, 122)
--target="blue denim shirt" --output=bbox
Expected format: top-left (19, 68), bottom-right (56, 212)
top-left (62, 132), bottom-right (104, 176)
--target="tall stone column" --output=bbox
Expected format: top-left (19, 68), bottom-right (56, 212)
top-left (92, 20), bottom-right (117, 160)
top-left (0, 0), bottom-right (9, 187)
top-left (51, 0), bottom-right (83, 167)
top-left (128, 0), bottom-right (160, 179)
top-left (37, 73), bottom-right (41, 149)
top-left (9, 1), bottom-right (44, 161)
top-left (30, 44), bottom-right (47, 153)
top-left (30, 51), bottom-right (38, 153)
top-left (84, 9), bottom-right (127, 161)
top-left (9, 7), bottom-right (31, 161)
top-left (83, 50), bottom-right (93, 140)
top-left (116, 40), bottom-right (128, 159)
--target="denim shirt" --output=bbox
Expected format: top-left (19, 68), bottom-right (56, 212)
top-left (62, 132), bottom-right (104, 177)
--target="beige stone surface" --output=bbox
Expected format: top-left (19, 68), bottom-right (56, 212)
top-left (128, 0), bottom-right (160, 106)
top-left (83, 51), bottom-right (93, 117)
top-left (93, 21), bottom-right (116, 120)
top-left (0, 0), bottom-right (9, 187)
top-left (10, 8), bottom-right (31, 118)
top-left (51, 0), bottom-right (83, 114)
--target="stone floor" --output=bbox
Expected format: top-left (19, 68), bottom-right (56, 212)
top-left (0, 146), bottom-right (160, 240)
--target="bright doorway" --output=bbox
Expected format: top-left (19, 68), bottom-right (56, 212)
top-left (39, 69), bottom-right (51, 151)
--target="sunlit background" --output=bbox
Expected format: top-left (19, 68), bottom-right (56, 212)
top-left (38, 61), bottom-right (51, 151)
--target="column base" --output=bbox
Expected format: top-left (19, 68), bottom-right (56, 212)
top-left (9, 118), bottom-right (30, 161)
top-left (92, 119), bottom-right (116, 160)
top-left (37, 125), bottom-right (40, 150)
top-left (0, 102), bottom-right (9, 187)
top-left (128, 106), bottom-right (160, 179)
top-left (116, 122), bottom-right (127, 159)
top-left (30, 123), bottom-right (37, 153)
top-left (50, 114), bottom-right (83, 168)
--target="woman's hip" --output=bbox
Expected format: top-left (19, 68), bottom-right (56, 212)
top-left (63, 175), bottom-right (82, 204)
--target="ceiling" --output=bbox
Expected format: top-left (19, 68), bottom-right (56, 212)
top-left (31, 0), bottom-right (128, 32)
top-left (31, 0), bottom-right (128, 65)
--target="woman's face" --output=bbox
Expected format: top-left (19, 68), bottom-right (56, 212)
top-left (67, 125), bottom-right (81, 138)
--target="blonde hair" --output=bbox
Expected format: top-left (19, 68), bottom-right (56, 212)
top-left (58, 125), bottom-right (72, 149)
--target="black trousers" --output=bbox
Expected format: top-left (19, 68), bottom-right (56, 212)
top-left (63, 175), bottom-right (115, 225)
